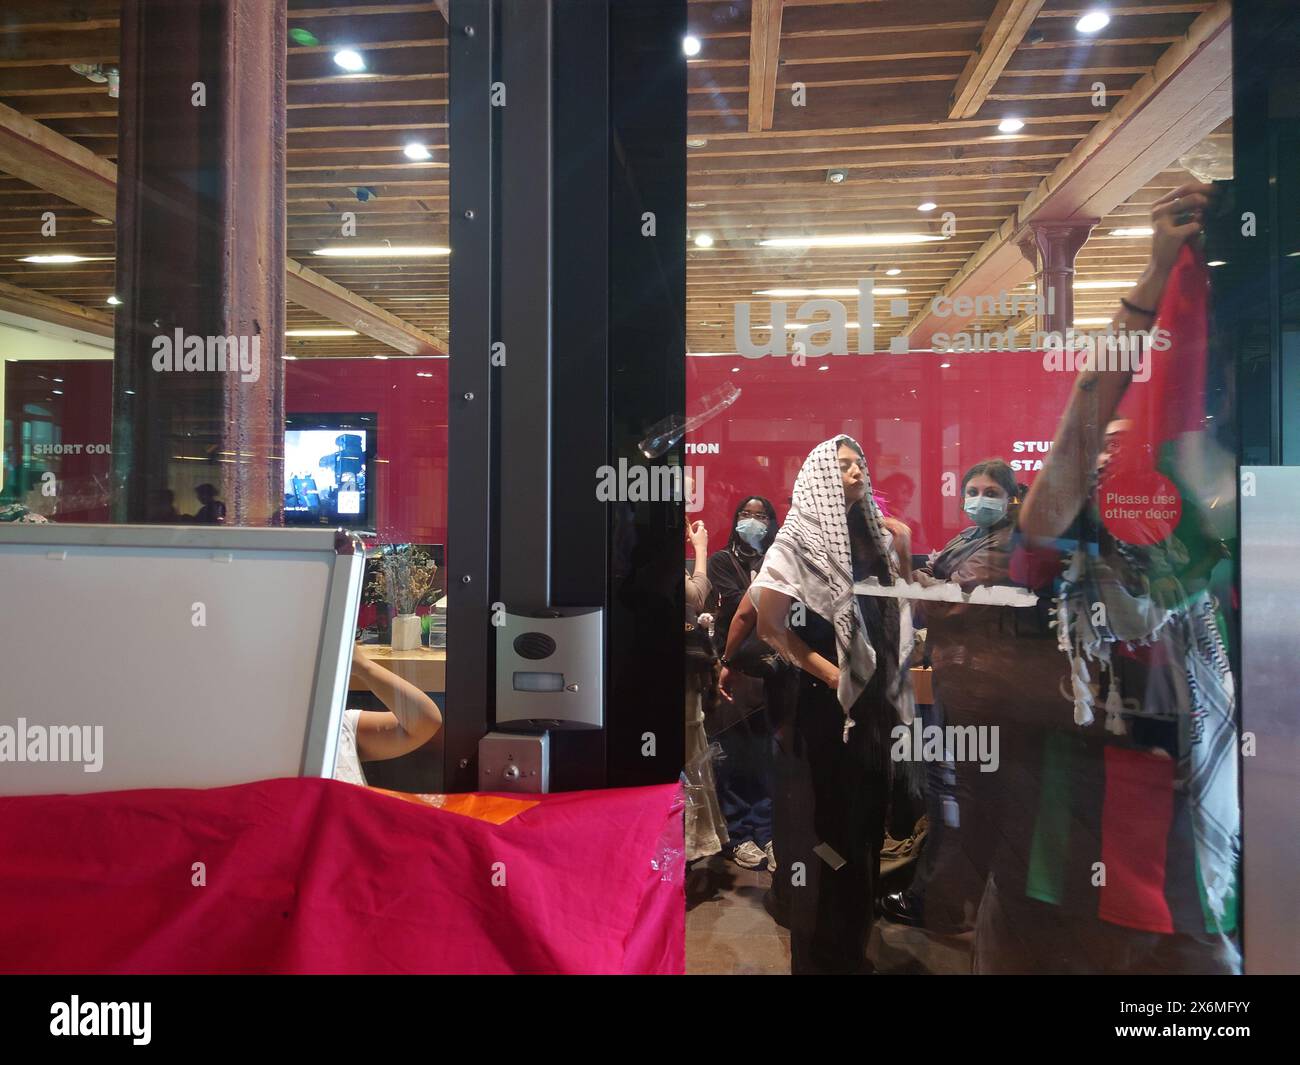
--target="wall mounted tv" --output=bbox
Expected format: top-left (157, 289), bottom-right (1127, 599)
top-left (284, 413), bottom-right (376, 529)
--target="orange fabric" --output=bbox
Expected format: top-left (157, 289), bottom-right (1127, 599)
top-left (370, 788), bottom-right (540, 825)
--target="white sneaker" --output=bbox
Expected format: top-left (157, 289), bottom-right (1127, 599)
top-left (732, 841), bottom-right (766, 869)
top-left (765, 841), bottom-right (776, 873)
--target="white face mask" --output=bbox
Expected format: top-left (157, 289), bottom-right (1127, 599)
top-left (963, 494), bottom-right (1008, 527)
top-left (735, 517), bottom-right (768, 549)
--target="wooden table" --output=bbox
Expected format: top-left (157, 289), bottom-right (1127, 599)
top-left (350, 643), bottom-right (446, 694)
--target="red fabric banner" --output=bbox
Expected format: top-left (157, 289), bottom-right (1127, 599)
top-left (1099, 746), bottom-right (1177, 934)
top-left (0, 778), bottom-right (684, 974)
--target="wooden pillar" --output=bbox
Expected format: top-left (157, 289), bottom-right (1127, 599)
top-left (111, 0), bottom-right (286, 525)
top-left (1017, 219), bottom-right (1097, 338)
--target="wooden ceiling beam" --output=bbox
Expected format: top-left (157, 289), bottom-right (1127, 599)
top-left (285, 259), bottom-right (445, 355)
top-left (0, 277), bottom-right (114, 337)
top-left (0, 101), bottom-right (444, 355)
top-left (905, 0), bottom-right (1232, 347)
top-left (747, 0), bottom-right (785, 133)
top-left (0, 101), bottom-right (117, 218)
top-left (949, 0), bottom-right (1048, 120)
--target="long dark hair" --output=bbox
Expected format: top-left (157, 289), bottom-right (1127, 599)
top-left (728, 495), bottom-right (778, 554)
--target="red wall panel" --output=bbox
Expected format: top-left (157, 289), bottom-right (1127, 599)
top-left (684, 352), bottom-right (1077, 556)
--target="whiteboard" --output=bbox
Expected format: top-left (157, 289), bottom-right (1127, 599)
top-left (0, 524), bottom-right (365, 796)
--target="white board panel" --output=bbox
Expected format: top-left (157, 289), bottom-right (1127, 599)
top-left (0, 525), bottom-right (364, 795)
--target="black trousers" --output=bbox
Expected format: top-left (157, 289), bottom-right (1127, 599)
top-left (777, 673), bottom-right (891, 975)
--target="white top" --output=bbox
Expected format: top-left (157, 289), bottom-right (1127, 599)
top-left (333, 708), bottom-right (368, 786)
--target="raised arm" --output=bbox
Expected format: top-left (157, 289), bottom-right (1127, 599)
top-left (1019, 181), bottom-right (1213, 542)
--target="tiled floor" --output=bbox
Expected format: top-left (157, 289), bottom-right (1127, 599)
top-left (685, 853), bottom-right (973, 975)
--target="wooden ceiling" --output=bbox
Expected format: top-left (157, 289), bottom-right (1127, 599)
top-left (0, 0), bottom-right (1232, 360)
top-left (684, 0), bottom-right (1227, 353)
top-left (0, 0), bottom-right (449, 358)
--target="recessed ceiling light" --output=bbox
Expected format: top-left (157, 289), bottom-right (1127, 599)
top-left (687, 136), bottom-right (707, 148)
top-left (1207, 260), bottom-right (1227, 267)
top-left (760, 321), bottom-right (868, 330)
top-left (754, 287), bottom-right (906, 297)
top-left (683, 35), bottom-right (701, 57)
top-left (1076, 11), bottom-right (1111, 34)
top-left (817, 365), bottom-right (829, 372)
top-left (106, 295), bottom-right (121, 305)
top-left (826, 168), bottom-right (848, 184)
top-left (286, 329), bottom-right (359, 337)
top-left (688, 201), bottom-right (707, 208)
top-left (19, 253), bottom-right (112, 263)
top-left (731, 366), bottom-right (740, 373)
top-left (886, 268), bottom-right (902, 276)
top-left (333, 49), bottom-right (365, 73)
top-left (758, 233), bottom-right (946, 248)
top-left (917, 201), bottom-right (937, 212)
top-left (694, 233), bottom-right (715, 248)
top-left (373, 354), bottom-right (389, 360)
top-left (312, 245), bottom-right (450, 257)
top-left (403, 142), bottom-right (432, 161)
top-left (939, 362), bottom-right (951, 368)
top-left (997, 117), bottom-right (1025, 133)
top-left (1107, 227), bottom-right (1154, 237)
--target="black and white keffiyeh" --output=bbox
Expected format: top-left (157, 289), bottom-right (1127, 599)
top-left (749, 435), bottom-right (912, 740)
top-left (1056, 541), bottom-right (1239, 922)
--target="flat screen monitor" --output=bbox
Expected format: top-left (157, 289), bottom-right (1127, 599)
top-left (284, 413), bottom-right (376, 529)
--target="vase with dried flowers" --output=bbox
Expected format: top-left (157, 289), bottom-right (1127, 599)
top-left (364, 544), bottom-right (438, 650)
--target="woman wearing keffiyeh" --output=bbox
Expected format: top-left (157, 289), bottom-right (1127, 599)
top-left (749, 435), bottom-right (914, 974)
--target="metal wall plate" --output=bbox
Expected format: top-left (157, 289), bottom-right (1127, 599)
top-left (478, 730), bottom-right (548, 793)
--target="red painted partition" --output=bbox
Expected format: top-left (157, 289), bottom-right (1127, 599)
top-left (9, 352), bottom-right (1079, 558)
top-left (3, 357), bottom-right (447, 544)
top-left (684, 352), bottom-right (1077, 555)
top-left (286, 357), bottom-right (447, 545)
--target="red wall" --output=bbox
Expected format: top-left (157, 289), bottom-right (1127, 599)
top-left (286, 357), bottom-right (447, 545)
top-left (10, 352), bottom-right (1080, 559)
top-left (2, 359), bottom-right (113, 522)
top-left (684, 351), bottom-right (1077, 556)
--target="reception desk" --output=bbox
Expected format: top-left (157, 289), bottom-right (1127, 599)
top-left (350, 643), bottom-right (446, 694)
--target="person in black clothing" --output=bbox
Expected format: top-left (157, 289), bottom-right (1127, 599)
top-left (752, 437), bottom-right (913, 974)
top-left (706, 496), bottom-right (778, 654)
top-left (704, 495), bottom-right (779, 869)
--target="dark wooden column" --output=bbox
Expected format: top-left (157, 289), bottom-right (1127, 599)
top-left (1017, 219), bottom-right (1097, 338)
top-left (111, 0), bottom-right (286, 525)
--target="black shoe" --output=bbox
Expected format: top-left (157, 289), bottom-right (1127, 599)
top-left (762, 887), bottom-right (791, 930)
top-left (880, 890), bottom-right (924, 928)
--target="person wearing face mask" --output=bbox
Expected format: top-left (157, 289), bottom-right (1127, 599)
top-left (705, 496), bottom-right (780, 870)
top-left (880, 459), bottom-right (1065, 935)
